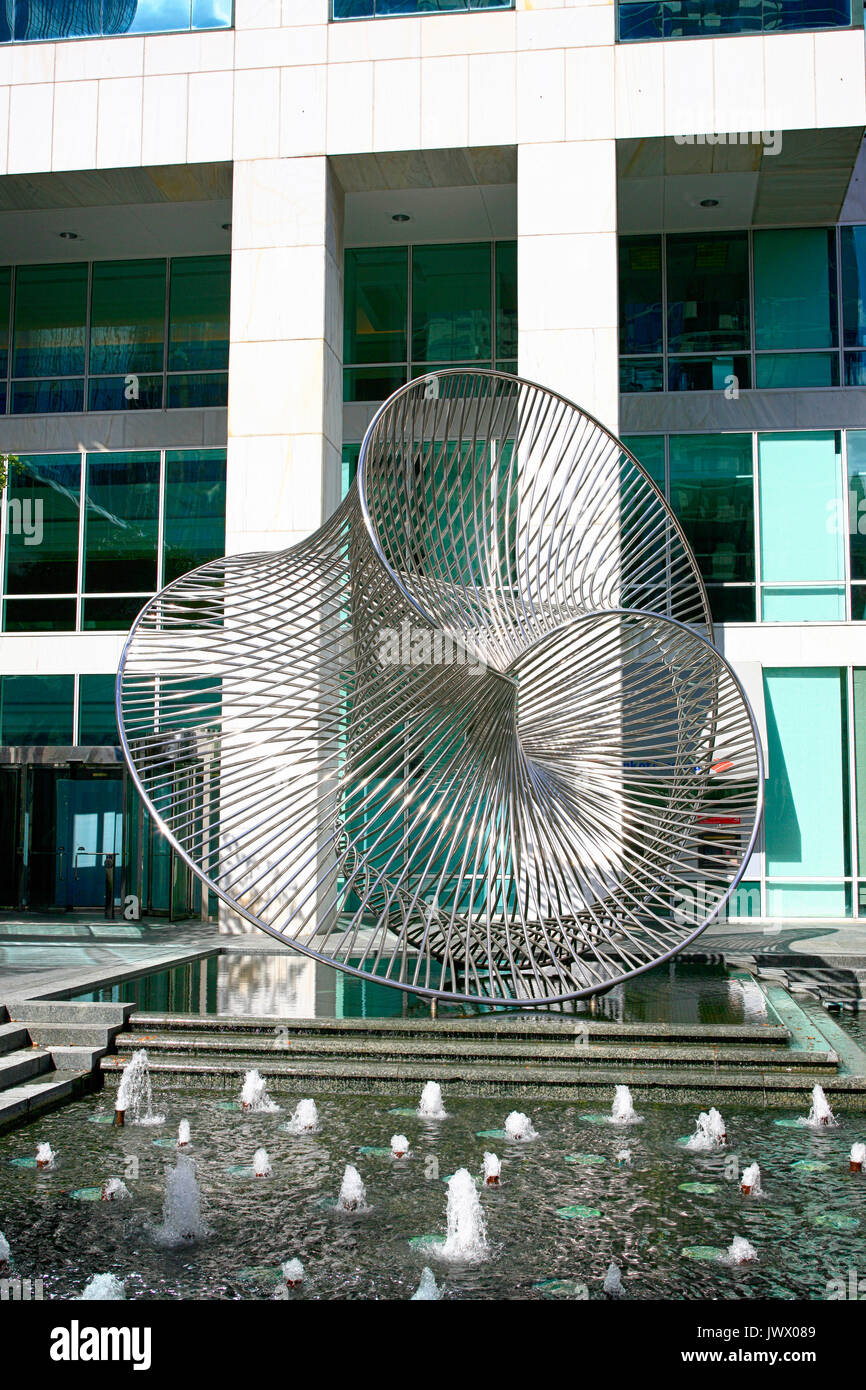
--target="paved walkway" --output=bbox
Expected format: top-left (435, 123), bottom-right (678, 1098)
top-left (684, 918), bottom-right (866, 967)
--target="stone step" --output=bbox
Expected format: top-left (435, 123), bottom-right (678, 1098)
top-left (0, 1070), bottom-right (94, 1132)
top-left (22, 1021), bottom-right (126, 1049)
top-left (0, 1022), bottom-right (30, 1056)
top-left (128, 1011), bottom-right (790, 1047)
top-left (0, 1049), bottom-right (53, 1090)
top-left (118, 1029), bottom-right (837, 1073)
top-left (5, 1001), bottom-right (135, 1027)
top-left (99, 1051), bottom-right (864, 1106)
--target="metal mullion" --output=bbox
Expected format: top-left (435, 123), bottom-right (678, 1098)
top-left (75, 448), bottom-right (86, 631)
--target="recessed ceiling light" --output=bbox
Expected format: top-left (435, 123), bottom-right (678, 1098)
top-left (59, 231), bottom-right (79, 240)
top-left (391, 213), bottom-right (411, 223)
top-left (699, 198), bottom-right (719, 208)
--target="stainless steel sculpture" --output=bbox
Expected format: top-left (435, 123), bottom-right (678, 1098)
top-left (118, 370), bottom-right (763, 1005)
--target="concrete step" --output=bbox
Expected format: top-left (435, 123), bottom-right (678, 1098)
top-left (46, 1044), bottom-right (108, 1072)
top-left (5, 1001), bottom-right (134, 1027)
top-left (118, 1028), bottom-right (836, 1073)
top-left (23, 1021), bottom-right (126, 1049)
top-left (99, 1050), bottom-right (863, 1106)
top-left (0, 1049), bottom-right (53, 1090)
top-left (128, 1011), bottom-right (790, 1047)
top-left (0, 1070), bottom-right (94, 1132)
top-left (0, 1022), bottom-right (30, 1055)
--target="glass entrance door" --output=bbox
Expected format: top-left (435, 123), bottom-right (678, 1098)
top-left (54, 775), bottom-right (123, 910)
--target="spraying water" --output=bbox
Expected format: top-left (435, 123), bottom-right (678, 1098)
top-left (153, 1154), bottom-right (209, 1244)
top-left (240, 1069), bottom-right (279, 1113)
top-left (0, 1231), bottom-right (10, 1272)
top-left (437, 1168), bottom-right (489, 1261)
top-left (281, 1258), bottom-right (304, 1288)
top-left (253, 1147), bottom-right (272, 1177)
top-left (603, 1263), bottom-right (623, 1297)
top-left (616, 1148), bottom-right (632, 1166)
top-left (411, 1266), bottom-right (441, 1300)
top-left (799, 1084), bottom-right (838, 1129)
top-left (115, 1050), bottom-right (164, 1126)
top-left (100, 1177), bottom-right (130, 1201)
top-left (741, 1162), bottom-right (762, 1196)
top-left (390, 1134), bottom-right (410, 1158)
top-left (284, 1098), bottom-right (318, 1134)
top-left (483, 1152), bottom-right (501, 1186)
top-left (685, 1108), bottom-right (727, 1151)
top-left (505, 1111), bottom-right (537, 1141)
top-left (177, 1120), bottom-right (191, 1148)
top-left (79, 1273), bottom-right (126, 1300)
top-left (36, 1142), bottom-right (55, 1170)
top-left (850, 1141), bottom-right (865, 1173)
top-left (417, 1082), bottom-right (447, 1118)
top-left (611, 1086), bottom-right (641, 1124)
top-left (336, 1164), bottom-right (367, 1212)
top-left (726, 1237), bottom-right (757, 1264)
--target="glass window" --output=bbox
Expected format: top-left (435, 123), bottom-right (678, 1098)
top-left (344, 247), bottom-right (407, 366)
top-left (168, 256), bottom-right (230, 372)
top-left (163, 450), bottom-right (227, 584)
top-left (166, 372), bottom-right (228, 409)
top-left (83, 452), bottom-right (160, 595)
top-left (761, 586), bottom-right (845, 620)
top-left (495, 241), bottom-right (517, 361)
top-left (88, 375), bottom-right (164, 411)
top-left (668, 433), bottom-right (755, 590)
top-left (3, 598), bottom-right (76, 631)
top-left (4, 454), bottom-right (81, 596)
top-left (343, 366), bottom-right (406, 402)
top-left (848, 430), bottom-right (866, 582)
top-left (79, 674), bottom-right (119, 746)
top-left (620, 358), bottom-right (664, 393)
top-left (619, 236), bottom-right (663, 355)
top-left (759, 431), bottom-right (844, 584)
top-left (90, 259), bottom-right (166, 375)
top-left (342, 442), bottom-right (361, 499)
top-left (0, 267), bottom-right (9, 378)
top-left (666, 233), bottom-right (749, 355)
top-left (764, 667), bottom-right (849, 916)
top-left (754, 229), bottom-right (837, 350)
top-left (412, 243), bottom-right (491, 364)
top-left (755, 353), bottom-right (839, 389)
top-left (668, 355), bottom-right (750, 392)
top-left (620, 434), bottom-right (664, 490)
top-left (0, 675), bottom-right (74, 745)
top-left (841, 225), bottom-right (866, 348)
top-left (853, 669), bottom-right (866, 876)
top-left (13, 263), bottom-right (88, 378)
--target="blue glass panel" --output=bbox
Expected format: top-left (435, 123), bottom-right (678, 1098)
top-left (620, 358), bottom-right (663, 393)
top-left (11, 380), bottom-right (85, 414)
top-left (617, 2), bottom-right (664, 38)
top-left (668, 355), bottom-right (750, 391)
top-left (166, 372), bottom-right (228, 408)
top-left (841, 226), bottom-right (866, 348)
top-left (88, 375), bottom-right (164, 411)
top-left (124, 0), bottom-right (192, 33)
top-left (333, 0), bottom-right (374, 14)
top-left (192, 0), bottom-right (231, 28)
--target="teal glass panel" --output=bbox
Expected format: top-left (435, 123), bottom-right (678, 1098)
top-left (163, 449), bottom-right (227, 584)
top-left (764, 667), bottom-right (848, 887)
top-left (83, 452), bottom-right (160, 594)
top-left (3, 598), bottom-right (76, 631)
top-left (621, 434), bottom-right (664, 490)
top-left (344, 247), bottom-right (407, 366)
top-left (753, 228), bottom-right (837, 350)
top-left (766, 882), bottom-right (849, 916)
top-left (755, 353), bottom-right (839, 388)
top-left (83, 596), bottom-right (149, 630)
top-left (841, 225), bottom-right (866, 347)
top-left (168, 257), bottom-right (230, 371)
top-left (88, 375), bottom-right (164, 411)
top-left (0, 267), bottom-right (9, 378)
top-left (90, 259), bottom-right (166, 375)
top-left (343, 366), bottom-right (406, 401)
top-left (759, 431), bottom-right (843, 583)
top-left (707, 586), bottom-right (756, 622)
top-left (668, 355), bottom-right (750, 391)
top-left (728, 881), bottom-right (761, 917)
top-left (853, 585), bottom-right (866, 619)
top-left (845, 351), bottom-right (866, 384)
top-left (495, 241), bottom-right (517, 361)
top-left (78, 674), bottom-right (119, 746)
top-left (619, 236), bottom-right (663, 354)
top-left (11, 379), bottom-right (84, 414)
top-left (668, 433), bottom-right (754, 585)
top-left (0, 675), bottom-right (73, 744)
top-left (4, 453), bottom-right (81, 595)
top-left (342, 443), bottom-right (361, 499)
top-left (761, 586), bottom-right (845, 621)
top-left (667, 233), bottom-right (749, 354)
top-left (166, 373), bottom-right (228, 408)
top-left (12, 263), bottom-right (88, 378)
top-left (620, 358), bottom-right (663, 393)
top-left (848, 429), bottom-right (866, 580)
top-left (412, 243), bottom-right (491, 363)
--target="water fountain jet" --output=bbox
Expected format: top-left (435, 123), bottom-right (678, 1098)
top-left (153, 1154), bottom-right (209, 1244)
top-left (417, 1082), bottom-right (446, 1119)
top-left (100, 1177), bottom-right (130, 1201)
top-left (253, 1147), bottom-right (272, 1178)
top-left (505, 1111), bottom-right (537, 1141)
top-left (603, 1263), bottom-right (623, 1297)
top-left (611, 1086), bottom-right (641, 1124)
top-left (411, 1267), bottom-right (441, 1300)
top-left (0, 1231), bottom-right (10, 1274)
top-left (115, 1050), bottom-right (164, 1126)
top-left (741, 1162), bottom-right (762, 1196)
top-left (726, 1236), bottom-right (757, 1264)
top-left (281, 1258), bottom-right (304, 1288)
top-left (436, 1169), bottom-right (488, 1261)
top-left (685, 1108), bottom-right (726, 1151)
top-left (240, 1069), bottom-right (279, 1113)
top-left (177, 1120), bottom-right (191, 1148)
top-left (336, 1164), bottom-right (367, 1212)
top-left (79, 1273), bottom-right (125, 1300)
top-left (390, 1134), bottom-right (409, 1159)
top-left (799, 1084), bottom-right (838, 1129)
top-left (850, 1142), bottom-right (865, 1174)
top-left (483, 1152), bottom-right (501, 1187)
top-left (36, 1142), bottom-right (55, 1170)
top-left (284, 1098), bottom-right (318, 1133)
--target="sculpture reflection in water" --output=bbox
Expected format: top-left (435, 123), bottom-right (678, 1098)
top-left (117, 370), bottom-right (763, 1007)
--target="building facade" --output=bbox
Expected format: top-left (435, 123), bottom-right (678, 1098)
top-left (0, 0), bottom-right (865, 925)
